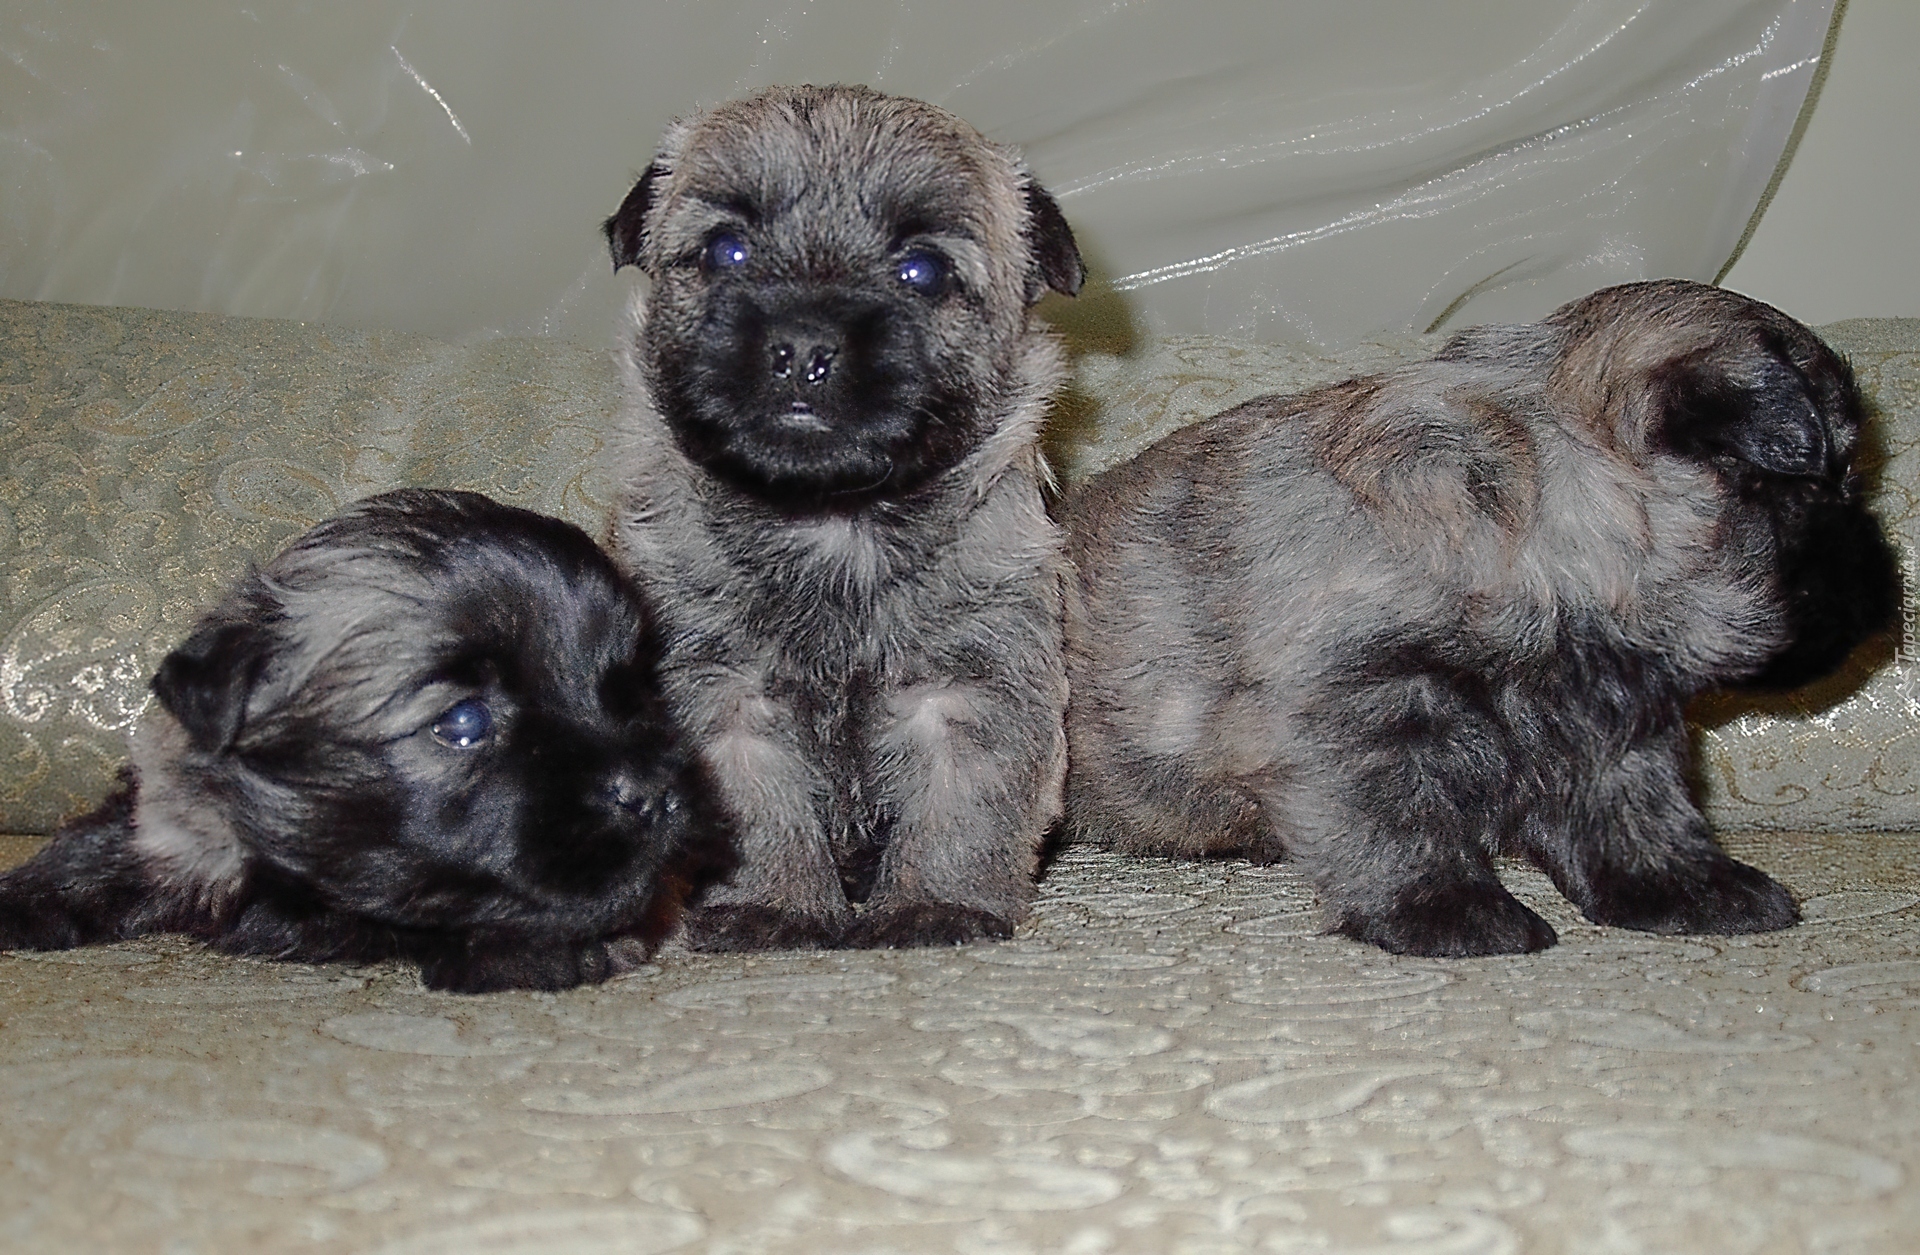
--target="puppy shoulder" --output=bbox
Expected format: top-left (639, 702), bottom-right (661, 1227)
top-left (1306, 364), bottom-right (1542, 551)
top-left (940, 459), bottom-right (1065, 604)
top-left (964, 329), bottom-right (1070, 499)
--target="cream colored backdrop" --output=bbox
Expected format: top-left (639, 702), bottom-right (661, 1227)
top-left (1, 1), bottom-right (1832, 347)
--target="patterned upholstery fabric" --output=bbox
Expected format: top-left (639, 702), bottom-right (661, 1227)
top-left (1, 299), bottom-right (1915, 834)
top-left (0, 299), bottom-right (619, 832)
top-left (4, 839), bottom-right (1919, 1251)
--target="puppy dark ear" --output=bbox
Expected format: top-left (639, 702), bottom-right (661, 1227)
top-left (1023, 178), bottom-right (1086, 302)
top-left (1658, 352), bottom-right (1831, 478)
top-left (603, 162), bottom-right (668, 271)
top-left (151, 619), bottom-right (273, 754)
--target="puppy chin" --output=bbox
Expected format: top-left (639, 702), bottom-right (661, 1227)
top-left (658, 388), bottom-right (979, 507)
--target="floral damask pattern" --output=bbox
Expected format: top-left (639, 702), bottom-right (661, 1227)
top-left (1, 300), bottom-right (1915, 833)
top-left (0, 299), bottom-right (620, 831)
top-left (3, 840), bottom-right (1917, 1253)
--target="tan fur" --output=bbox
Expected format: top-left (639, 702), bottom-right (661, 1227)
top-left (1062, 281), bottom-right (1899, 958)
top-left (602, 85), bottom-right (1084, 950)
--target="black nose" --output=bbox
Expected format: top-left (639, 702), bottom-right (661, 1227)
top-left (764, 305), bottom-right (846, 388)
top-left (605, 771), bottom-right (647, 814)
top-left (603, 771), bottom-right (680, 822)
top-left (769, 341), bottom-right (837, 385)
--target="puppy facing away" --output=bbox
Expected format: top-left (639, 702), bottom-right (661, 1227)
top-left (1062, 280), bottom-right (1901, 957)
top-left (0, 489), bottom-right (717, 992)
top-left (601, 84), bottom-right (1085, 950)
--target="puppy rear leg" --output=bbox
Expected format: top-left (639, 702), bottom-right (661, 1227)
top-left (847, 679), bottom-right (1058, 948)
top-left (1064, 713), bottom-right (1277, 860)
top-left (1302, 802), bottom-right (1556, 958)
top-left (0, 778), bottom-right (194, 949)
top-left (1523, 724), bottom-right (1797, 934)
top-left (1298, 670), bottom-right (1555, 957)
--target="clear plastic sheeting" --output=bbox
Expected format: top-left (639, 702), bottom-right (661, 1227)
top-left (0, 1), bottom-right (1830, 347)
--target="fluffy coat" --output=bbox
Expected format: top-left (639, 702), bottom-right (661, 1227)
top-left (602, 85), bottom-right (1084, 949)
top-left (0, 490), bottom-right (715, 991)
top-left (1061, 281), bottom-right (1901, 956)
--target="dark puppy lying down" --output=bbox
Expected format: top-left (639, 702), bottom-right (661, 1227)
top-left (1062, 281), bottom-right (1901, 957)
top-left (0, 489), bottom-right (718, 992)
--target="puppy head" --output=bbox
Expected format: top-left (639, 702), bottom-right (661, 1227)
top-left (149, 489), bottom-right (711, 936)
top-left (605, 84), bottom-right (1084, 508)
top-left (1548, 280), bottom-right (1902, 688)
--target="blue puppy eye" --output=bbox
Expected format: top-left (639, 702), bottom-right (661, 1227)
top-left (705, 232), bottom-right (749, 270)
top-left (896, 250), bottom-right (948, 295)
top-left (430, 698), bottom-right (493, 749)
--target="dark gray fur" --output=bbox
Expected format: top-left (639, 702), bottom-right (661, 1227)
top-left (1061, 281), bottom-right (1901, 957)
top-left (602, 85), bottom-right (1085, 950)
top-left (0, 490), bottom-right (719, 991)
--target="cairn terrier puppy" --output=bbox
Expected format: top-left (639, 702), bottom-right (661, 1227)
top-left (1062, 281), bottom-right (1901, 957)
top-left (602, 84), bottom-right (1085, 950)
top-left (0, 489), bottom-right (716, 992)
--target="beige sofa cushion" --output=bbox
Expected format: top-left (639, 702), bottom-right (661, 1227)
top-left (1, 299), bottom-right (1914, 834)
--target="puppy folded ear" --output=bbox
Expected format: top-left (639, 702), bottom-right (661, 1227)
top-left (1022, 178), bottom-right (1086, 302)
top-left (151, 619), bottom-right (274, 754)
top-left (604, 162), bottom-right (668, 271)
top-left (1657, 350), bottom-right (1832, 478)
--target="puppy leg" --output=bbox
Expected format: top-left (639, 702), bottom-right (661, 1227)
top-left (0, 779), bottom-right (194, 949)
top-left (1297, 664), bottom-right (1556, 957)
top-left (846, 675), bottom-right (1059, 948)
top-left (678, 673), bottom-right (850, 950)
top-left (411, 932), bottom-right (625, 994)
top-left (1064, 709), bottom-right (1279, 860)
top-left (1522, 721), bottom-right (1797, 934)
top-left (208, 886), bottom-right (632, 993)
top-left (204, 873), bottom-right (408, 968)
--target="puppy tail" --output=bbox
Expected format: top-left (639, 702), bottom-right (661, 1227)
top-left (0, 769), bottom-right (195, 950)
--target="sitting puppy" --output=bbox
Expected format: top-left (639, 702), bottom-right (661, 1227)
top-left (1061, 281), bottom-right (1901, 957)
top-left (601, 84), bottom-right (1085, 950)
top-left (0, 489), bottom-right (716, 992)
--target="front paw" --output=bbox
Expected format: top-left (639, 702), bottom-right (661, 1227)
top-left (682, 904), bottom-right (842, 952)
top-left (417, 938), bottom-right (617, 993)
top-left (0, 901), bottom-right (84, 952)
top-left (842, 902), bottom-right (1014, 949)
top-left (1336, 879), bottom-right (1557, 958)
top-left (1580, 855), bottom-right (1799, 935)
